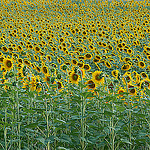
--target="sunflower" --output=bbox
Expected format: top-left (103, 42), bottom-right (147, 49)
top-left (17, 45), bottom-right (23, 52)
top-left (41, 65), bottom-right (49, 75)
top-left (24, 59), bottom-right (31, 67)
top-left (105, 61), bottom-right (111, 68)
top-left (140, 72), bottom-right (148, 79)
top-left (36, 66), bottom-right (41, 73)
top-left (140, 79), bottom-right (150, 90)
top-left (59, 37), bottom-right (65, 43)
top-left (17, 58), bottom-right (23, 64)
top-left (92, 71), bottom-right (104, 85)
top-left (69, 71), bottom-right (80, 84)
top-left (34, 46), bottom-right (41, 53)
top-left (71, 59), bottom-right (78, 66)
top-left (89, 45), bottom-right (94, 50)
top-left (111, 70), bottom-right (119, 79)
top-left (17, 68), bottom-right (24, 79)
top-left (121, 64), bottom-right (131, 71)
top-left (3, 58), bottom-right (13, 71)
top-left (51, 63), bottom-right (57, 68)
top-left (0, 56), bottom-right (5, 63)
top-left (29, 75), bottom-right (37, 91)
top-left (60, 64), bottom-right (68, 73)
top-left (122, 72), bottom-right (132, 85)
top-left (83, 64), bottom-right (91, 71)
top-left (86, 80), bottom-right (96, 90)
top-left (124, 57), bottom-right (131, 63)
top-left (34, 55), bottom-right (39, 61)
top-left (36, 83), bottom-right (42, 93)
top-left (138, 61), bottom-right (145, 69)
top-left (147, 55), bottom-right (150, 60)
top-left (77, 62), bottom-right (84, 68)
top-left (85, 53), bottom-right (92, 60)
top-left (1, 46), bottom-right (8, 52)
top-left (57, 58), bottom-right (61, 64)
top-left (0, 51), bottom-right (3, 56)
top-left (128, 84), bottom-right (137, 96)
top-left (117, 88), bottom-right (125, 98)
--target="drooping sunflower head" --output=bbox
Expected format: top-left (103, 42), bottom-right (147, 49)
top-left (3, 58), bottom-right (13, 71)
top-left (117, 88), bottom-right (125, 97)
top-left (86, 80), bottom-right (96, 90)
top-left (128, 84), bottom-right (137, 96)
top-left (83, 64), bottom-right (91, 71)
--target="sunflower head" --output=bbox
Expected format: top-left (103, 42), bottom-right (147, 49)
top-left (86, 80), bottom-right (96, 90)
top-left (117, 88), bottom-right (125, 98)
top-left (121, 64), bottom-right (131, 71)
top-left (128, 84), bottom-right (137, 96)
top-left (69, 71), bottom-right (80, 84)
top-left (83, 64), bottom-right (91, 71)
top-left (3, 58), bottom-right (13, 71)
top-left (42, 66), bottom-right (49, 75)
top-left (138, 61), bottom-right (145, 68)
top-left (92, 71), bottom-right (104, 85)
top-left (60, 64), bottom-right (68, 72)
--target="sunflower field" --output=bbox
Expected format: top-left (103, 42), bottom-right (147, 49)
top-left (0, 0), bottom-right (150, 149)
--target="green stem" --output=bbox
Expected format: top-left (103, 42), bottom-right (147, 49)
top-left (80, 70), bottom-right (85, 150)
top-left (4, 108), bottom-right (7, 150)
top-left (112, 102), bottom-right (115, 150)
top-left (46, 98), bottom-right (50, 150)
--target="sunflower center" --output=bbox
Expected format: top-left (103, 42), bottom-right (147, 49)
top-left (130, 89), bottom-right (135, 94)
top-left (62, 65), bottom-right (67, 70)
top-left (72, 73), bottom-right (78, 81)
top-left (72, 60), bottom-right (77, 64)
top-left (84, 65), bottom-right (89, 70)
top-left (142, 73), bottom-right (147, 77)
top-left (140, 62), bottom-right (144, 66)
top-left (7, 60), bottom-right (12, 68)
top-left (43, 67), bottom-right (47, 73)
top-left (86, 54), bottom-right (91, 58)
top-left (35, 47), bottom-right (40, 51)
top-left (95, 74), bottom-right (102, 81)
